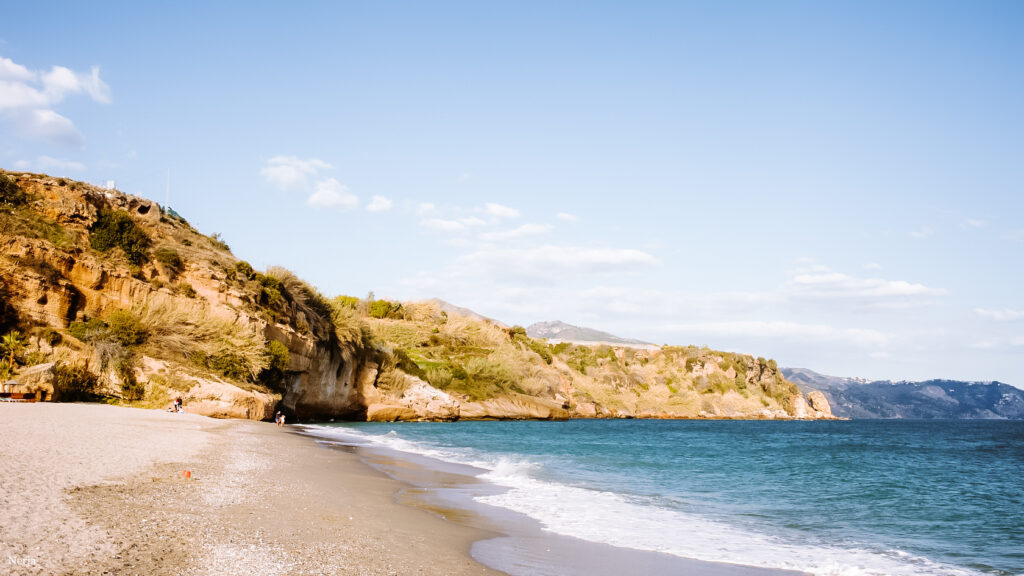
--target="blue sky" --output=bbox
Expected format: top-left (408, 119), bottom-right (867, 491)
top-left (2, 1), bottom-right (1022, 385)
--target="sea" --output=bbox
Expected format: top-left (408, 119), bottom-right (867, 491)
top-left (302, 420), bottom-right (1024, 576)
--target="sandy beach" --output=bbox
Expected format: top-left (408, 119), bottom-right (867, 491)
top-left (0, 403), bottom-right (496, 576)
top-left (1, 404), bottom-right (803, 576)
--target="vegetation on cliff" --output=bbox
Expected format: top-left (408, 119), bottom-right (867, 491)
top-left (0, 169), bottom-right (823, 420)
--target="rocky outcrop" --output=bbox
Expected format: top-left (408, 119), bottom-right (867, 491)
top-left (181, 378), bottom-right (279, 420)
top-left (806, 390), bottom-right (833, 417)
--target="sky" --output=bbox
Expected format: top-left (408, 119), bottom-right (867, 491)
top-left (1, 1), bottom-right (1022, 385)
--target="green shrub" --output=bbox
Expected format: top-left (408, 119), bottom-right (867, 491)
top-left (509, 325), bottom-right (528, 339)
top-left (208, 350), bottom-right (254, 381)
top-left (426, 367), bottom-right (453, 389)
top-left (116, 356), bottom-right (144, 401)
top-left (369, 299), bottom-right (403, 319)
top-left (235, 260), bottom-right (254, 279)
top-left (527, 339), bottom-right (553, 364)
top-left (259, 340), bottom-right (291, 387)
top-left (68, 318), bottom-right (108, 342)
top-left (209, 232), bottom-right (230, 251)
top-left (154, 247), bottom-right (183, 275)
top-left (332, 295), bottom-right (359, 309)
top-left (175, 282), bottom-right (197, 298)
top-left (36, 327), bottom-right (62, 346)
top-left (54, 363), bottom-right (100, 401)
top-left (106, 310), bottom-right (147, 347)
top-left (89, 209), bottom-right (151, 265)
top-left (0, 175), bottom-right (27, 207)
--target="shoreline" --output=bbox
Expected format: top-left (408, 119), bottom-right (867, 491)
top-left (1, 403), bottom-right (804, 575)
top-left (299, 424), bottom-right (807, 576)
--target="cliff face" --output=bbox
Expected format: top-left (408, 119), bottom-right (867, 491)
top-left (1, 170), bottom-right (836, 421)
top-left (0, 171), bottom-right (370, 419)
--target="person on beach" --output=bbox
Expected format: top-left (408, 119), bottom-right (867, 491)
top-left (275, 411), bottom-right (285, 427)
top-left (174, 397), bottom-right (182, 413)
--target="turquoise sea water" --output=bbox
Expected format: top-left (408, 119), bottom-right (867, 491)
top-left (307, 420), bottom-right (1024, 576)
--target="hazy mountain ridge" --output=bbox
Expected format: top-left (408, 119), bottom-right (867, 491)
top-left (527, 320), bottom-right (655, 348)
top-left (782, 367), bottom-right (1024, 419)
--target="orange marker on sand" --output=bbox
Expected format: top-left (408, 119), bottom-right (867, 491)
top-left (182, 470), bottom-right (191, 479)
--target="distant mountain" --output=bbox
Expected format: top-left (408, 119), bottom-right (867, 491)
top-left (782, 367), bottom-right (1024, 419)
top-left (527, 320), bottom-right (656, 349)
top-left (429, 299), bottom-right (507, 327)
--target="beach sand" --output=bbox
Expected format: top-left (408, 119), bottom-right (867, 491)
top-left (1, 403), bottom-right (803, 576)
top-left (0, 403), bottom-right (495, 576)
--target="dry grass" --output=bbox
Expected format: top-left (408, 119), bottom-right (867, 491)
top-left (132, 298), bottom-right (268, 380)
top-left (439, 313), bottom-right (507, 349)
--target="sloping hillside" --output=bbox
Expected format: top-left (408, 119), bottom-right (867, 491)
top-left (0, 170), bottom-right (835, 421)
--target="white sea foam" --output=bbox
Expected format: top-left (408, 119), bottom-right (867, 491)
top-left (301, 425), bottom-right (980, 576)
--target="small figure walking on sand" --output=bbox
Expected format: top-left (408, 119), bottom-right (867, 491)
top-left (275, 411), bottom-right (285, 427)
top-left (174, 397), bottom-right (182, 413)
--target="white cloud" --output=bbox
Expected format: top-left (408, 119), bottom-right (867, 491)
top-left (862, 262), bottom-right (882, 270)
top-left (484, 202), bottom-right (519, 219)
top-left (909, 227), bottom-right (934, 239)
top-left (556, 212), bottom-right (578, 222)
top-left (0, 56), bottom-right (34, 81)
top-left (417, 202), bottom-right (437, 215)
top-left (1002, 230), bottom-right (1024, 243)
top-left (458, 172), bottom-right (472, 183)
top-left (964, 218), bottom-right (988, 228)
top-left (24, 155), bottom-right (86, 171)
top-left (783, 271), bottom-right (947, 308)
top-left (420, 216), bottom-right (487, 233)
top-left (480, 223), bottom-right (552, 242)
top-left (664, 320), bottom-right (890, 348)
top-left (0, 56), bottom-right (110, 146)
top-left (974, 308), bottom-right (1024, 322)
top-left (457, 245), bottom-right (659, 280)
top-left (8, 109), bottom-right (81, 146)
top-left (260, 155), bottom-right (332, 190)
top-left (307, 178), bottom-right (358, 209)
top-left (366, 195), bottom-right (393, 212)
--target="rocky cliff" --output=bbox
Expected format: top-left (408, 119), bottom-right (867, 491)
top-left (1, 170), bottom-right (836, 421)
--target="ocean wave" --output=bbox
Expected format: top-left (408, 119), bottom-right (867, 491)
top-left (300, 424), bottom-right (982, 576)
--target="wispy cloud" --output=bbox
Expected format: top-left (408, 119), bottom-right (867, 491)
top-left (456, 245), bottom-right (660, 281)
top-left (366, 195), bottom-right (393, 212)
top-left (909, 227), bottom-right (934, 239)
top-left (479, 223), bottom-right (552, 242)
top-left (974, 308), bottom-right (1024, 322)
top-left (421, 216), bottom-right (488, 233)
top-left (556, 212), bottom-right (578, 222)
top-left (307, 178), bottom-right (357, 209)
top-left (964, 218), bottom-right (988, 228)
top-left (0, 55), bottom-right (110, 146)
top-left (260, 155), bottom-right (332, 190)
top-left (1001, 230), bottom-right (1024, 243)
top-left (782, 270), bottom-right (947, 308)
top-left (484, 202), bottom-right (519, 219)
top-left (862, 262), bottom-right (882, 270)
top-left (15, 155), bottom-right (87, 172)
top-left (664, 320), bottom-right (890, 348)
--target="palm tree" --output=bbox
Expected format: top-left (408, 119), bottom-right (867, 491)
top-left (1, 331), bottom-right (25, 366)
